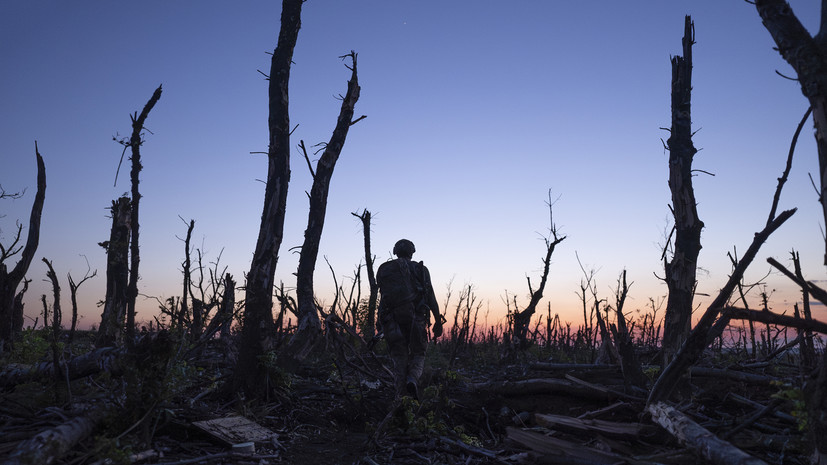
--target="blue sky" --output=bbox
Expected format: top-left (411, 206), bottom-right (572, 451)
top-left (1, 0), bottom-right (824, 331)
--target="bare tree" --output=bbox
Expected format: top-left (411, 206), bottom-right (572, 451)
top-left (179, 218), bottom-right (195, 331)
top-left (512, 191), bottom-right (566, 349)
top-left (352, 209), bottom-right (378, 339)
top-left (121, 85), bottom-right (163, 345)
top-left (0, 143), bottom-right (45, 351)
top-left (287, 52), bottom-right (363, 364)
top-left (661, 16), bottom-right (704, 366)
top-left (67, 259), bottom-right (96, 344)
top-left (236, 0), bottom-right (303, 393)
top-left (755, 0), bottom-right (827, 264)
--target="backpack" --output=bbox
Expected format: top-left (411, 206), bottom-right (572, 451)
top-left (376, 258), bottom-right (424, 309)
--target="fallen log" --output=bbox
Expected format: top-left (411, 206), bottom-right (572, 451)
top-left (534, 412), bottom-right (660, 440)
top-left (529, 362), bottom-right (621, 373)
top-left (0, 346), bottom-right (125, 389)
top-left (722, 306), bottom-right (827, 335)
top-left (727, 393), bottom-right (796, 424)
top-left (470, 377), bottom-right (627, 401)
top-left (646, 401), bottom-right (768, 465)
top-left (506, 426), bottom-right (654, 465)
top-left (5, 404), bottom-right (110, 465)
top-left (564, 374), bottom-right (643, 401)
top-left (689, 367), bottom-right (779, 385)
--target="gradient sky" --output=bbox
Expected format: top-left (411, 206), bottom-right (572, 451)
top-left (1, 0), bottom-right (824, 332)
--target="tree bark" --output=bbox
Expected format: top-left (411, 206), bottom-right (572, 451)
top-left (755, 0), bottom-right (827, 265)
top-left (125, 85), bottom-right (163, 344)
top-left (287, 52), bottom-right (362, 364)
top-left (647, 402), bottom-right (768, 465)
top-left (662, 16), bottom-right (704, 366)
top-left (97, 197), bottom-right (131, 347)
top-left (11, 279), bottom-right (29, 340)
top-left (237, 0), bottom-right (302, 394)
top-left (0, 143), bottom-right (45, 351)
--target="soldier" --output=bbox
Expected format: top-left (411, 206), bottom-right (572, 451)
top-left (376, 239), bottom-right (442, 398)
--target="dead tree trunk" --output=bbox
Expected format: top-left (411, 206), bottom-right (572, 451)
top-left (287, 52), bottom-right (362, 364)
top-left (513, 192), bottom-right (565, 349)
top-left (125, 85), bottom-right (163, 345)
top-left (201, 272), bottom-right (235, 340)
top-left (180, 218), bottom-right (195, 332)
top-left (352, 209), bottom-right (378, 339)
top-left (67, 266), bottom-right (95, 345)
top-left (755, 0), bottom-right (827, 265)
top-left (11, 279), bottom-right (29, 340)
top-left (662, 16), bottom-right (704, 366)
top-left (610, 269), bottom-right (647, 391)
top-left (42, 258), bottom-right (62, 389)
top-left (0, 144), bottom-right (45, 351)
top-left (236, 0), bottom-right (302, 394)
top-left (97, 197), bottom-right (131, 348)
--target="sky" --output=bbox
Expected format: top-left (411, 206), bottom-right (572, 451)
top-left (1, 0), bottom-right (824, 333)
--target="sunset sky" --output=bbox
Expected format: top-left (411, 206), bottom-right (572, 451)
top-left (1, 0), bottom-right (824, 332)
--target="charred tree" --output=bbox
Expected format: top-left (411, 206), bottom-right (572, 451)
top-left (662, 16), bottom-right (704, 366)
top-left (11, 279), bottom-right (29, 340)
top-left (97, 197), bottom-right (131, 347)
top-left (203, 272), bottom-right (235, 339)
top-left (66, 272), bottom-right (92, 345)
top-left (755, 0), bottom-right (827, 264)
top-left (610, 269), bottom-right (647, 391)
top-left (236, 0), bottom-right (303, 394)
top-left (648, 208), bottom-right (794, 404)
top-left (0, 143), bottom-right (45, 351)
top-left (287, 51), bottom-right (362, 363)
top-left (512, 192), bottom-right (565, 349)
top-left (180, 218), bottom-right (195, 332)
top-left (352, 209), bottom-right (378, 339)
top-left (124, 85), bottom-right (163, 345)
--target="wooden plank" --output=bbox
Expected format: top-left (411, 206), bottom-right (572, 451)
top-left (192, 416), bottom-right (277, 446)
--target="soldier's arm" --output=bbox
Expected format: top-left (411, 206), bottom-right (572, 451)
top-left (422, 267), bottom-right (440, 320)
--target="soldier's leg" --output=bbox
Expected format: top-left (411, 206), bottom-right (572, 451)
top-left (405, 315), bottom-right (429, 398)
top-left (380, 309), bottom-right (408, 395)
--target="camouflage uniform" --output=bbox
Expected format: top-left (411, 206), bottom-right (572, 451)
top-left (377, 244), bottom-right (440, 398)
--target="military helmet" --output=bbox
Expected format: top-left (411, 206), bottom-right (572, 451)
top-left (393, 239), bottom-right (416, 257)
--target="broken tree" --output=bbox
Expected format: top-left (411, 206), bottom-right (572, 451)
top-left (755, 0), bottom-right (827, 265)
top-left (661, 15), bottom-right (704, 366)
top-left (287, 52), bottom-right (362, 364)
top-left (236, 0), bottom-right (302, 394)
top-left (0, 143), bottom-right (45, 352)
top-left (97, 196), bottom-right (131, 347)
top-left (511, 190), bottom-right (565, 349)
top-left (123, 85), bottom-right (163, 344)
